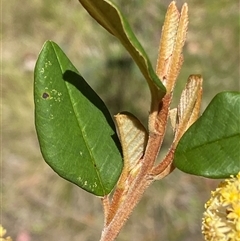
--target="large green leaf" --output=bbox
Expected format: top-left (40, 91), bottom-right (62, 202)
top-left (174, 92), bottom-right (240, 178)
top-left (34, 41), bottom-right (123, 196)
top-left (78, 0), bottom-right (166, 99)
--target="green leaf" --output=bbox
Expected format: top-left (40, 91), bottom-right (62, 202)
top-left (78, 0), bottom-right (166, 99)
top-left (174, 91), bottom-right (240, 178)
top-left (34, 41), bottom-right (123, 196)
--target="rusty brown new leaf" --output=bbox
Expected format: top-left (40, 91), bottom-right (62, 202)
top-left (114, 112), bottom-right (148, 174)
top-left (174, 74), bottom-right (203, 145)
top-left (156, 2), bottom-right (188, 94)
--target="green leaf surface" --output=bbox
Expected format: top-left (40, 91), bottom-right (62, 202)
top-left (34, 41), bottom-right (123, 196)
top-left (78, 0), bottom-right (166, 99)
top-left (174, 92), bottom-right (240, 178)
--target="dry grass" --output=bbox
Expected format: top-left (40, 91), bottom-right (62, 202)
top-left (2, 0), bottom-right (238, 240)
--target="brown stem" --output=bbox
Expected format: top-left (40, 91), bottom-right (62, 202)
top-left (101, 195), bottom-right (110, 226)
top-left (99, 80), bottom-right (176, 241)
top-left (99, 2), bottom-right (189, 240)
top-left (151, 146), bottom-right (175, 177)
top-left (100, 96), bottom-right (171, 240)
top-left (100, 174), bottom-right (153, 241)
top-left (105, 187), bottom-right (125, 226)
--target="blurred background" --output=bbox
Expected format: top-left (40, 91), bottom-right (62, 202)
top-left (2, 0), bottom-right (239, 240)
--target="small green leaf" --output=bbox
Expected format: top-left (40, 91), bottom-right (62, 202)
top-left (78, 0), bottom-right (166, 99)
top-left (34, 41), bottom-right (123, 196)
top-left (174, 91), bottom-right (240, 178)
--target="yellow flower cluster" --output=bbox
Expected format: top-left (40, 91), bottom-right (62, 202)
top-left (202, 172), bottom-right (240, 241)
top-left (0, 225), bottom-right (12, 241)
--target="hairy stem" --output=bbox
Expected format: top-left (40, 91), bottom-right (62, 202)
top-left (99, 2), bottom-right (189, 240)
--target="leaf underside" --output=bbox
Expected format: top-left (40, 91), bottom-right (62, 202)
top-left (115, 112), bottom-right (148, 172)
top-left (78, 0), bottom-right (166, 99)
